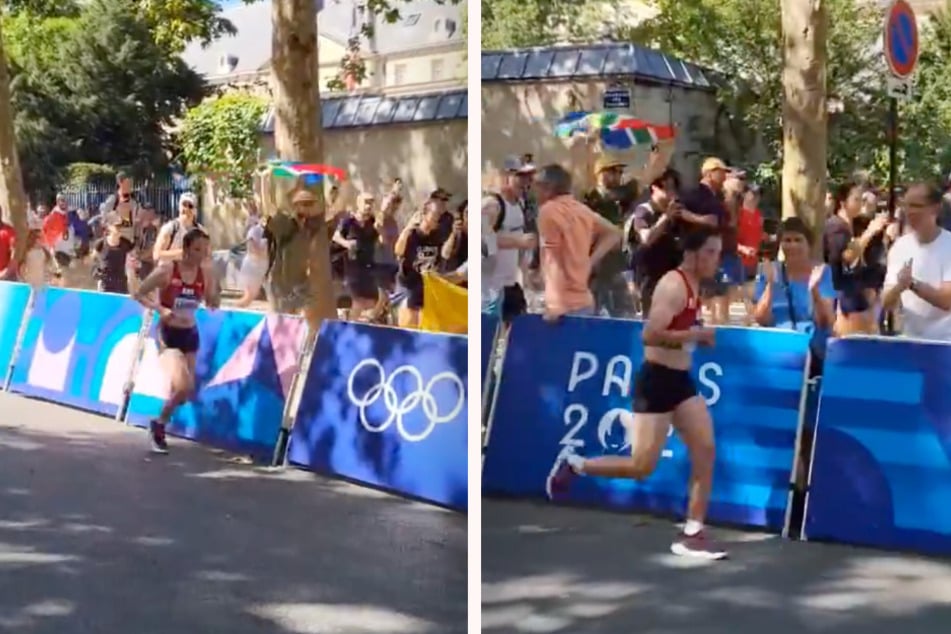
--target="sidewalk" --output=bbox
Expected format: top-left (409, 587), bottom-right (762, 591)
top-left (483, 499), bottom-right (951, 634)
top-left (0, 393), bottom-right (466, 633)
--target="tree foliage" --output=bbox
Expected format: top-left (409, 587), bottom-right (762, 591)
top-left (179, 92), bottom-right (268, 199)
top-left (4, 0), bottom-right (206, 196)
top-left (482, 0), bottom-right (581, 49)
top-left (482, 0), bottom-right (951, 191)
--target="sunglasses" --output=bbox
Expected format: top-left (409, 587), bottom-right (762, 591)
top-left (181, 202), bottom-right (195, 209)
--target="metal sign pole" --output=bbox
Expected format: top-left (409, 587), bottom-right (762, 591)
top-left (888, 97), bottom-right (898, 218)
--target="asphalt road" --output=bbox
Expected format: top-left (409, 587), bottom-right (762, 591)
top-left (0, 393), bottom-right (467, 634)
top-left (483, 499), bottom-right (951, 634)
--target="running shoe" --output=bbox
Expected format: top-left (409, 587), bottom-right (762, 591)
top-left (670, 530), bottom-right (728, 560)
top-left (545, 457), bottom-right (576, 500)
top-left (149, 420), bottom-right (169, 454)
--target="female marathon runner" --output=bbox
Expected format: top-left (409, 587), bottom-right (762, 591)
top-left (547, 227), bottom-right (728, 560)
top-left (134, 227), bottom-right (219, 454)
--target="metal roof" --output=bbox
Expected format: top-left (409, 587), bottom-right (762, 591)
top-left (261, 89), bottom-right (467, 132)
top-left (481, 43), bottom-right (715, 90)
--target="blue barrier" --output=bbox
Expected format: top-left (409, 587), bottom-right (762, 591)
top-left (482, 315), bottom-right (810, 531)
top-left (126, 309), bottom-right (307, 459)
top-left (482, 312), bottom-right (499, 386)
top-left (0, 283), bottom-right (32, 380)
top-left (287, 321), bottom-right (469, 510)
top-left (9, 288), bottom-right (146, 416)
top-left (806, 337), bottom-right (951, 555)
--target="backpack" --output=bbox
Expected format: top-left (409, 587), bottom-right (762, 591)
top-left (490, 193), bottom-right (507, 232)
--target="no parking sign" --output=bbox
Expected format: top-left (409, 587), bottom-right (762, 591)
top-left (884, 0), bottom-right (919, 99)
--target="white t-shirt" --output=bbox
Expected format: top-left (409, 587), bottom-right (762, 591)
top-left (885, 228), bottom-right (951, 341)
top-left (243, 224), bottom-right (268, 271)
top-left (482, 194), bottom-right (524, 291)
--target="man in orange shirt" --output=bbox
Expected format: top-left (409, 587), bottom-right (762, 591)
top-left (535, 164), bottom-right (622, 320)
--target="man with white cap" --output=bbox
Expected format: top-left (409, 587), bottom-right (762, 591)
top-left (482, 155), bottom-right (537, 320)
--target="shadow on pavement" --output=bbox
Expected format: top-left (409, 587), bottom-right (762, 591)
top-left (0, 394), bottom-right (466, 634)
top-left (482, 499), bottom-right (951, 634)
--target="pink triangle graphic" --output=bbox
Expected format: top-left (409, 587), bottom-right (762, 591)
top-left (266, 314), bottom-right (307, 398)
top-left (206, 320), bottom-right (263, 388)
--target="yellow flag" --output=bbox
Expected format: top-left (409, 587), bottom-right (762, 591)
top-left (419, 273), bottom-right (468, 334)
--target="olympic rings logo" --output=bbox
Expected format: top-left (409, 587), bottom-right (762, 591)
top-left (346, 358), bottom-right (466, 442)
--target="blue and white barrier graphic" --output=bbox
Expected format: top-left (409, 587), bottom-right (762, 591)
top-left (482, 315), bottom-right (810, 531)
top-left (287, 321), bottom-right (469, 510)
top-left (126, 309), bottom-right (306, 458)
top-left (0, 282), bottom-right (31, 381)
top-left (9, 288), bottom-right (145, 416)
top-left (806, 337), bottom-right (951, 555)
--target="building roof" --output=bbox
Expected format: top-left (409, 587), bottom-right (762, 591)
top-left (183, 0), bottom-right (463, 80)
top-left (481, 42), bottom-right (715, 90)
top-left (260, 89), bottom-right (466, 132)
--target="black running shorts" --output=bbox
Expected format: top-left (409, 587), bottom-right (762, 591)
top-left (632, 361), bottom-right (697, 414)
top-left (159, 323), bottom-right (200, 355)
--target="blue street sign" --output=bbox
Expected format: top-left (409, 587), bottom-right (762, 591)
top-left (603, 86), bottom-right (631, 110)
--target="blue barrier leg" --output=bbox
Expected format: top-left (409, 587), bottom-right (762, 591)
top-left (271, 326), bottom-right (315, 468)
top-left (3, 286), bottom-right (36, 392)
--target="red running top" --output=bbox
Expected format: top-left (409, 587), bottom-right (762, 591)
top-left (668, 269), bottom-right (700, 331)
top-left (159, 262), bottom-right (204, 314)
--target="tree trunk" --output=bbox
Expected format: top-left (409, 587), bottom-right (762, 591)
top-left (0, 22), bottom-right (29, 264)
top-left (780, 0), bottom-right (828, 242)
top-left (271, 0), bottom-right (336, 331)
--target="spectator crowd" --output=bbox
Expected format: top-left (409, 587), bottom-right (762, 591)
top-left (0, 171), bottom-right (469, 329)
top-left (481, 148), bottom-right (951, 372)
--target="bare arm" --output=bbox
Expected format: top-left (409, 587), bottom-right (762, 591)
top-left (483, 196), bottom-right (524, 249)
top-left (642, 273), bottom-right (703, 347)
top-left (587, 211), bottom-right (623, 269)
top-left (441, 230), bottom-right (458, 261)
top-left (202, 261), bottom-right (221, 309)
top-left (134, 263), bottom-right (173, 312)
top-left (909, 280), bottom-right (951, 312)
top-left (753, 280), bottom-right (774, 326)
top-left (394, 225), bottom-right (414, 258)
top-left (639, 213), bottom-right (675, 246)
top-left (331, 226), bottom-right (351, 249)
top-left (811, 287), bottom-right (835, 328)
top-left (629, 140), bottom-right (675, 190)
top-left (152, 224), bottom-right (182, 262)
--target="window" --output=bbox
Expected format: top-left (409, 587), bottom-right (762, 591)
top-left (393, 63), bottom-right (407, 85)
top-left (431, 59), bottom-right (444, 81)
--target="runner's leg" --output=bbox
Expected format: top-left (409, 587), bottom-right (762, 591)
top-left (546, 411), bottom-right (670, 498)
top-left (572, 414), bottom-right (669, 478)
top-left (670, 395), bottom-right (726, 559)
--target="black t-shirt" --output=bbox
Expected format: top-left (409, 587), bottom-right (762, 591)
top-left (399, 227), bottom-right (443, 286)
top-left (338, 215), bottom-right (379, 268)
top-left (632, 202), bottom-right (681, 282)
top-left (851, 215), bottom-right (887, 290)
top-left (437, 211), bottom-right (455, 243)
top-left (679, 183), bottom-right (726, 245)
top-left (822, 214), bottom-right (872, 310)
top-left (94, 238), bottom-right (131, 294)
